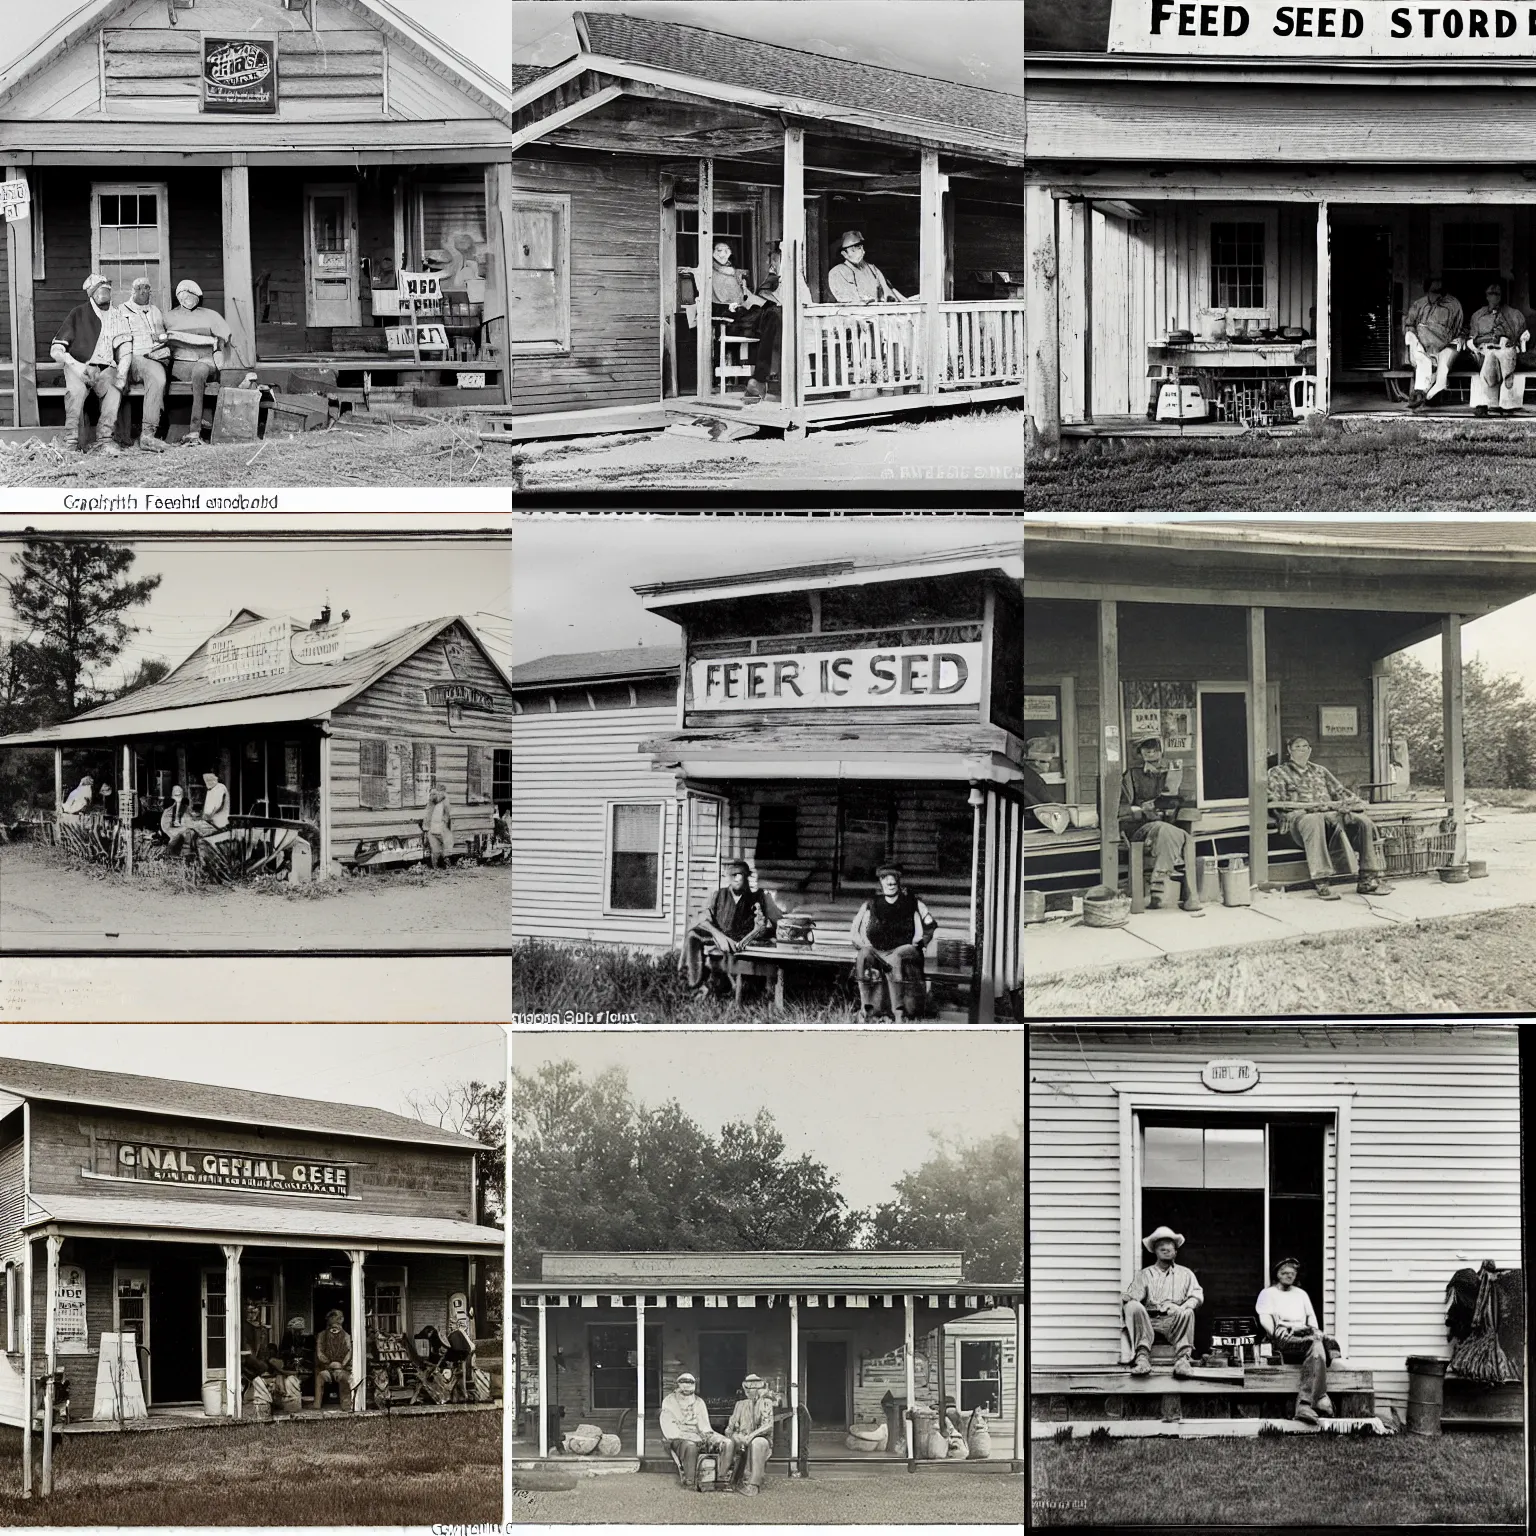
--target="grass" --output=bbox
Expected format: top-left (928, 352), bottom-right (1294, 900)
top-left (1026, 904), bottom-right (1536, 1016)
top-left (1031, 1431), bottom-right (1525, 1525)
top-left (513, 1466), bottom-right (1025, 1525)
top-left (1024, 413), bottom-right (1536, 511)
top-left (0, 1408), bottom-right (501, 1526)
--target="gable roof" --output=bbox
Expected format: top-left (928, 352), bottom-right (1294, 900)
top-left (508, 645), bottom-right (683, 689)
top-left (0, 1055), bottom-right (482, 1149)
top-left (511, 61), bottom-right (554, 91)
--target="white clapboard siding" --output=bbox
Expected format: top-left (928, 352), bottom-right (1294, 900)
top-left (1030, 1026), bottom-right (1520, 1417)
top-left (511, 706), bottom-right (680, 949)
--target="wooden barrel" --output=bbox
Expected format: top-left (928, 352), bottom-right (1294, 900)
top-left (1405, 1355), bottom-right (1447, 1436)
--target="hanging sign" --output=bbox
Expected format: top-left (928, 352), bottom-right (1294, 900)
top-left (1109, 0), bottom-right (1536, 56)
top-left (202, 37), bottom-right (278, 114)
top-left (386, 324), bottom-right (450, 352)
top-left (114, 1142), bottom-right (351, 1197)
top-left (0, 179), bottom-right (30, 224)
top-left (426, 682), bottom-right (494, 711)
top-left (1202, 1058), bottom-right (1261, 1092)
top-left (398, 271), bottom-right (443, 305)
top-left (56, 1265), bottom-right (89, 1353)
top-left (292, 623), bottom-right (346, 666)
top-left (1318, 705), bottom-right (1359, 737)
top-left (206, 617), bottom-right (292, 684)
top-left (690, 642), bottom-right (982, 711)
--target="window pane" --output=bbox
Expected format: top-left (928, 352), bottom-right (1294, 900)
top-left (511, 270), bottom-right (560, 342)
top-left (1143, 1126), bottom-right (1203, 1187)
top-left (137, 194), bottom-right (155, 226)
top-left (613, 804), bottom-right (659, 854)
top-left (1210, 220), bottom-right (1265, 310)
top-left (611, 852), bottom-right (659, 910)
top-left (100, 194), bottom-right (119, 226)
top-left (1204, 1127), bottom-right (1265, 1188)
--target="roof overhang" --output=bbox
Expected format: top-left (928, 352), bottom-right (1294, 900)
top-left (1027, 49), bottom-right (1536, 87)
top-left (0, 688), bottom-right (355, 749)
top-left (514, 1283), bottom-right (1023, 1300)
top-left (665, 751), bottom-right (1023, 784)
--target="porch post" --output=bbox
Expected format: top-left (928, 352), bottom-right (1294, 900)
top-left (788, 1294), bottom-right (800, 1473)
top-left (53, 748), bottom-right (62, 819)
top-left (317, 726), bottom-right (333, 879)
top-left (42, 1234), bottom-right (59, 1496)
top-left (695, 159), bottom-right (715, 401)
top-left (920, 149), bottom-right (945, 395)
top-left (1013, 1302), bottom-right (1025, 1469)
top-left (1025, 182), bottom-right (1060, 451)
top-left (221, 162), bottom-right (257, 371)
top-left (1315, 200), bottom-right (1331, 413)
top-left (121, 742), bottom-right (133, 877)
top-left (1081, 200), bottom-right (1094, 422)
top-left (1442, 615), bottom-right (1467, 864)
top-left (223, 1243), bottom-right (243, 1418)
top-left (1097, 599), bottom-right (1121, 889)
top-left (903, 1294), bottom-right (915, 1468)
top-left (4, 164), bottom-right (38, 427)
top-left (1246, 607), bottom-right (1269, 888)
top-left (22, 1238), bottom-right (32, 1496)
top-left (781, 127), bottom-right (805, 412)
top-left (484, 161), bottom-right (514, 406)
top-left (634, 1297), bottom-right (646, 1460)
top-left (348, 1250), bottom-right (366, 1411)
top-left (536, 1294), bottom-right (549, 1457)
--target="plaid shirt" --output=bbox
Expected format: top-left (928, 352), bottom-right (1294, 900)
top-left (1266, 758), bottom-right (1351, 807)
top-left (1123, 1262), bottom-right (1203, 1310)
top-left (726, 1393), bottom-right (775, 1447)
top-left (94, 301), bottom-right (170, 366)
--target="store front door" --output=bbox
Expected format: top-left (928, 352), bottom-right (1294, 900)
top-left (804, 1339), bottom-right (850, 1427)
top-left (149, 1259), bottom-right (203, 1403)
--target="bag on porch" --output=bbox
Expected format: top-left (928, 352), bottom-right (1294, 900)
top-left (597, 1432), bottom-right (622, 1456)
top-left (564, 1422), bottom-right (603, 1454)
top-left (845, 1420), bottom-right (887, 1452)
top-left (964, 1409), bottom-right (992, 1460)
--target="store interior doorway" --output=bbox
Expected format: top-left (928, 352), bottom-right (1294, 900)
top-left (804, 1338), bottom-right (849, 1427)
top-left (149, 1259), bottom-right (203, 1403)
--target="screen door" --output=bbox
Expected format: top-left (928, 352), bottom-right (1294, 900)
top-left (305, 184), bottom-right (359, 326)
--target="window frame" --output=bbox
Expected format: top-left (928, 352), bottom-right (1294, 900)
top-left (1023, 675), bottom-right (1076, 801)
top-left (359, 737), bottom-right (390, 811)
top-left (602, 798), bottom-right (668, 918)
top-left (510, 192), bottom-right (571, 355)
top-left (90, 180), bottom-right (172, 314)
top-left (1196, 206), bottom-right (1279, 323)
top-left (2, 1263), bottom-right (12, 1353)
top-left (588, 1321), bottom-right (663, 1410)
top-left (958, 1338), bottom-right (1003, 1415)
top-left (466, 742), bottom-right (489, 805)
top-left (412, 742), bottom-right (437, 807)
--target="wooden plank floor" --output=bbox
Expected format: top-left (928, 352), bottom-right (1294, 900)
top-left (1033, 1417), bottom-right (1391, 1439)
top-left (1034, 1366), bottom-right (1373, 1396)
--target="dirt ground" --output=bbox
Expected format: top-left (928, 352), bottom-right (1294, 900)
top-left (0, 414), bottom-right (513, 489)
top-left (512, 406), bottom-right (1025, 493)
top-left (0, 845), bottom-right (511, 950)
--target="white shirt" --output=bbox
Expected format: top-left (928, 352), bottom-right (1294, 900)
top-left (201, 782), bottom-right (230, 827)
top-left (62, 785), bottom-right (93, 814)
top-left (1255, 1284), bottom-right (1318, 1336)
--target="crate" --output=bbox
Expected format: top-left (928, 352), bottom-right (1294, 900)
top-left (1214, 378), bottom-right (1296, 427)
top-left (1379, 822), bottom-right (1456, 876)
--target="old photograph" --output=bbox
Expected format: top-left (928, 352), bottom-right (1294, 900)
top-left (510, 0), bottom-right (1025, 498)
top-left (510, 1026), bottom-right (1024, 1520)
top-left (509, 518), bottom-right (1024, 1022)
top-left (1022, 518), bottom-right (1536, 1018)
top-left (0, 0), bottom-right (514, 495)
top-left (1029, 1021), bottom-right (1526, 1527)
top-left (0, 532), bottom-right (513, 953)
top-left (0, 1022), bottom-right (505, 1524)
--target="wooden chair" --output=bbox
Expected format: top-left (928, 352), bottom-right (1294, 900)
top-left (713, 322), bottom-right (757, 394)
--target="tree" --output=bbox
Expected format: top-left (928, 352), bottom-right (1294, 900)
top-left (1385, 653), bottom-right (1536, 791)
top-left (409, 1078), bottom-right (505, 1226)
top-left (5, 540), bottom-right (161, 718)
top-left (108, 657), bottom-right (171, 702)
top-left (864, 1126), bottom-right (1024, 1284)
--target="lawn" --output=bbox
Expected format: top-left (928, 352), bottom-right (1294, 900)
top-left (1031, 1432), bottom-right (1525, 1526)
top-left (0, 1408), bottom-right (501, 1526)
top-left (513, 1467), bottom-right (1025, 1525)
top-left (1025, 904), bottom-right (1536, 1017)
top-left (1024, 416), bottom-right (1536, 512)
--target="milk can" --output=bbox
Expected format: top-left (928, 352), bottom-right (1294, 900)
top-left (1219, 854), bottom-right (1251, 907)
top-left (1197, 855), bottom-right (1221, 905)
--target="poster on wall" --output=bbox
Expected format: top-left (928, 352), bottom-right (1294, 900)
top-left (202, 38), bottom-right (278, 115)
top-left (56, 1264), bottom-right (89, 1353)
top-left (1124, 682), bottom-right (1198, 785)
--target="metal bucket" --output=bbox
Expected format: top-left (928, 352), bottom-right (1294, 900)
top-left (1219, 855), bottom-right (1251, 907)
top-left (1439, 864), bottom-right (1470, 884)
top-left (1022, 891), bottom-right (1047, 925)
top-left (1197, 855), bottom-right (1221, 905)
top-left (1405, 1355), bottom-right (1448, 1436)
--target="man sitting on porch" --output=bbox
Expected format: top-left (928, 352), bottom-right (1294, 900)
top-left (721, 1373), bottom-right (775, 1497)
top-left (660, 1371), bottom-right (731, 1490)
top-left (50, 274), bottom-right (126, 457)
top-left (1404, 274), bottom-right (1464, 410)
top-left (1266, 737), bottom-right (1392, 900)
top-left (851, 865), bottom-right (938, 1021)
top-left (180, 769), bottom-right (231, 851)
top-left (1122, 1226), bottom-right (1202, 1378)
top-left (1257, 1257), bottom-right (1341, 1426)
top-left (60, 775), bottom-right (94, 818)
top-left (827, 231), bottom-right (905, 304)
top-left (1118, 737), bottom-right (1204, 914)
top-left (709, 243), bottom-right (781, 406)
top-left (99, 277), bottom-right (173, 453)
top-left (314, 1309), bottom-right (355, 1410)
top-left (684, 859), bottom-right (779, 989)
top-left (241, 1302), bottom-right (300, 1415)
top-left (1466, 282), bottom-right (1531, 417)
top-left (165, 280), bottom-right (236, 444)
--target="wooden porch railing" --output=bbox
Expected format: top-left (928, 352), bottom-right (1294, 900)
top-left (801, 303), bottom-right (925, 396)
top-left (939, 301), bottom-right (1026, 389)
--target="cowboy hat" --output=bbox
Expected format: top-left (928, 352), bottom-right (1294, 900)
top-left (838, 229), bottom-right (866, 252)
top-left (1142, 1225), bottom-right (1185, 1253)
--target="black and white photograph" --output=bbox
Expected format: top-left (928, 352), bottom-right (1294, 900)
top-left (509, 518), bottom-right (1024, 1022)
top-left (510, 1026), bottom-right (1024, 1520)
top-left (0, 532), bottom-right (513, 954)
top-left (0, 0), bottom-right (514, 499)
top-left (1021, 517), bottom-right (1536, 1019)
top-left (0, 1021), bottom-right (505, 1524)
top-left (1027, 0), bottom-right (1536, 510)
top-left (1029, 1021), bottom-right (1526, 1528)
top-left (510, 0), bottom-right (1026, 498)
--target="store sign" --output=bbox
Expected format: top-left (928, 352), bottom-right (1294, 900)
top-left (206, 617), bottom-right (291, 684)
top-left (1202, 1058), bottom-right (1261, 1092)
top-left (386, 324), bottom-right (450, 351)
top-left (690, 642), bottom-right (982, 711)
top-left (1319, 705), bottom-right (1359, 737)
top-left (115, 1143), bottom-right (351, 1198)
top-left (426, 682), bottom-right (494, 711)
top-left (1109, 0), bottom-right (1536, 56)
top-left (1023, 694), bottom-right (1058, 720)
top-left (292, 622), bottom-right (346, 666)
top-left (202, 37), bottom-right (278, 114)
top-left (56, 1265), bottom-right (89, 1353)
top-left (0, 178), bottom-right (29, 224)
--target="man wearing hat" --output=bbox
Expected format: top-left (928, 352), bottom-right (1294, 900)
top-left (721, 1373), bottom-right (775, 1496)
top-left (850, 866), bottom-right (938, 1020)
top-left (165, 279), bottom-right (237, 443)
top-left (313, 1307), bottom-right (354, 1409)
top-left (1118, 737), bottom-right (1203, 913)
top-left (707, 241), bottom-right (782, 404)
top-left (49, 274), bottom-right (126, 456)
top-left (96, 275), bottom-right (172, 452)
top-left (659, 1371), bottom-right (730, 1489)
top-left (1122, 1226), bottom-right (1204, 1377)
top-left (827, 231), bottom-right (905, 305)
top-left (1256, 1257), bottom-right (1341, 1425)
top-left (684, 859), bottom-right (781, 990)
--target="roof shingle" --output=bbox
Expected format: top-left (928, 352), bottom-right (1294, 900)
top-left (508, 645), bottom-right (683, 688)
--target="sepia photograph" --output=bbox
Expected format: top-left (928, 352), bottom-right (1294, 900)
top-left (509, 518), bottom-right (1024, 1023)
top-left (1029, 1021), bottom-right (1526, 1528)
top-left (0, 0), bottom-right (514, 496)
top-left (510, 0), bottom-right (1025, 498)
top-left (0, 1022), bottom-right (505, 1525)
top-left (0, 532), bottom-right (512, 954)
top-left (510, 1026), bottom-right (1024, 1522)
top-left (1021, 517), bottom-right (1536, 1018)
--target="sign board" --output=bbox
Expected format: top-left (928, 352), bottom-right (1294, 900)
top-left (56, 1265), bottom-right (89, 1353)
top-left (690, 642), bottom-right (982, 711)
top-left (1108, 0), bottom-right (1536, 56)
top-left (457, 372), bottom-right (486, 389)
top-left (1202, 1058), bottom-right (1261, 1092)
top-left (386, 324), bottom-right (449, 352)
top-left (202, 37), bottom-right (278, 113)
top-left (316, 251), bottom-right (348, 270)
top-left (861, 1347), bottom-right (931, 1388)
top-left (1319, 705), bottom-right (1359, 737)
top-left (94, 1333), bottom-right (148, 1421)
top-left (425, 682), bottom-right (495, 711)
top-left (292, 623), bottom-right (346, 666)
top-left (398, 271), bottom-right (443, 304)
top-left (114, 1142), bottom-right (351, 1197)
top-left (0, 178), bottom-right (29, 224)
top-left (206, 617), bottom-right (291, 684)
top-left (1130, 707), bottom-right (1163, 740)
top-left (1023, 693), bottom-right (1058, 720)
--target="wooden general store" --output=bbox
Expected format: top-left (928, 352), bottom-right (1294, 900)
top-left (0, 0), bottom-right (514, 431)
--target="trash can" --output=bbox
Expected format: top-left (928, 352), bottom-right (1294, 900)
top-left (201, 1377), bottom-right (224, 1417)
top-left (1219, 854), bottom-right (1251, 907)
top-left (1405, 1355), bottom-right (1448, 1436)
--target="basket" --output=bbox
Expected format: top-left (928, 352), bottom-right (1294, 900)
top-left (1082, 884), bottom-right (1131, 929)
top-left (1379, 822), bottom-right (1457, 876)
top-left (935, 939), bottom-right (976, 971)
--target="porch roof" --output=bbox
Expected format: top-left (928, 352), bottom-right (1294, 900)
top-left (24, 1192), bottom-right (504, 1253)
top-left (543, 1249), bottom-right (966, 1287)
top-left (0, 689), bottom-right (357, 748)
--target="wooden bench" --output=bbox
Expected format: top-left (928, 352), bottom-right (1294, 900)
top-left (1378, 360), bottom-right (1536, 405)
top-left (710, 941), bottom-right (971, 1014)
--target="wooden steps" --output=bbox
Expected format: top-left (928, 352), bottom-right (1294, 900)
top-left (1033, 1365), bottom-right (1376, 1424)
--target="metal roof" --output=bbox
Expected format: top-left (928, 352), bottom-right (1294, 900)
top-left (0, 1056), bottom-right (482, 1150)
top-left (542, 1250), bottom-right (965, 1286)
top-left (508, 645), bottom-right (683, 688)
top-left (1023, 519), bottom-right (1536, 561)
top-left (27, 1193), bottom-right (503, 1251)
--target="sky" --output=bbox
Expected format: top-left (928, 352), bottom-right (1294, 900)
top-left (0, 1022), bottom-right (506, 1125)
top-left (0, 0), bottom-right (511, 90)
top-left (510, 1028), bottom-right (1024, 1210)
top-left (0, 536), bottom-right (512, 696)
top-left (509, 517), bottom-right (1018, 665)
top-left (513, 0), bottom-right (1026, 95)
top-left (1405, 596), bottom-right (1536, 698)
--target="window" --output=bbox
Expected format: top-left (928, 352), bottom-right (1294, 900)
top-left (115, 1270), bottom-right (148, 1350)
top-left (370, 1269), bottom-right (407, 1337)
top-left (676, 207), bottom-right (751, 276)
top-left (283, 742), bottom-right (302, 793)
top-left (589, 1323), bottom-right (662, 1409)
top-left (839, 790), bottom-right (894, 881)
top-left (492, 748), bottom-right (511, 811)
top-left (466, 744), bottom-right (489, 805)
top-left (413, 742), bottom-right (436, 806)
top-left (756, 805), bottom-right (799, 860)
top-left (511, 195), bottom-right (570, 350)
top-left (1443, 220), bottom-right (1502, 273)
top-left (418, 183), bottom-right (489, 300)
top-left (1210, 221), bottom-right (1265, 311)
top-left (1023, 679), bottom-right (1073, 800)
top-left (697, 1331), bottom-right (749, 1407)
top-left (1144, 1126), bottom-right (1265, 1188)
top-left (203, 1268), bottom-right (227, 1372)
top-left (2, 1265), bottom-right (11, 1352)
top-left (92, 182), bottom-right (171, 312)
top-left (607, 802), bottom-right (664, 913)
top-left (359, 739), bottom-right (389, 810)
top-left (959, 1339), bottom-right (1002, 1415)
